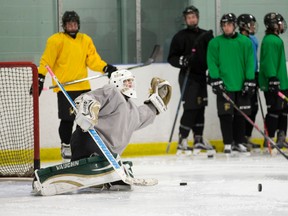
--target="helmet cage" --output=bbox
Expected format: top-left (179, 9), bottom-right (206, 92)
top-left (109, 70), bottom-right (137, 98)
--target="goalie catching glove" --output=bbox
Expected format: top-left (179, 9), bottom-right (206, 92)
top-left (145, 77), bottom-right (172, 114)
top-left (74, 94), bottom-right (101, 132)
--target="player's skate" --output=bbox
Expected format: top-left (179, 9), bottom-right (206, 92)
top-left (61, 143), bottom-right (72, 161)
top-left (224, 144), bottom-right (232, 155)
top-left (193, 135), bottom-right (216, 158)
top-left (276, 130), bottom-right (288, 152)
top-left (244, 136), bottom-right (261, 153)
top-left (232, 143), bottom-right (250, 156)
top-left (176, 135), bottom-right (193, 156)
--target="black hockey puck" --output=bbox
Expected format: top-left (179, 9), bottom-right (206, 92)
top-left (258, 183), bottom-right (262, 192)
top-left (180, 182), bottom-right (187, 186)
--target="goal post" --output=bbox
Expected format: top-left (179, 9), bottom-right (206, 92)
top-left (0, 62), bottom-right (40, 177)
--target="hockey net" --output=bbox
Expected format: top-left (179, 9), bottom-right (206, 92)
top-left (0, 62), bottom-right (40, 177)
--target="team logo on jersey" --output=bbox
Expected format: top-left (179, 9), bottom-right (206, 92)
top-left (224, 103), bottom-right (231, 111)
top-left (197, 97), bottom-right (202, 105)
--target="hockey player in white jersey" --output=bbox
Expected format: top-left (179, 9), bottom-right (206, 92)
top-left (33, 69), bottom-right (172, 195)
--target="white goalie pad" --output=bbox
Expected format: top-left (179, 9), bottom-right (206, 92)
top-left (32, 156), bottom-right (124, 196)
top-left (148, 93), bottom-right (167, 113)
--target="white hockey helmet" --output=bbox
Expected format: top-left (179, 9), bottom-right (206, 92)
top-left (109, 69), bottom-right (137, 98)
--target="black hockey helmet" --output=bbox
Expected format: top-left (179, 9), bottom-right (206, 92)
top-left (264, 12), bottom-right (287, 33)
top-left (183, 5), bottom-right (199, 18)
top-left (62, 11), bottom-right (80, 29)
top-left (220, 13), bottom-right (237, 26)
top-left (237, 14), bottom-right (258, 34)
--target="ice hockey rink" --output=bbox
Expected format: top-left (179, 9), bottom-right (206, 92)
top-left (0, 153), bottom-right (288, 216)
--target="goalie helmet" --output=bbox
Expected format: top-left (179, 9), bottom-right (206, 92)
top-left (237, 14), bottom-right (258, 34)
top-left (264, 12), bottom-right (287, 34)
top-left (109, 69), bottom-right (137, 98)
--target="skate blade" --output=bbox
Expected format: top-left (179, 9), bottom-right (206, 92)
top-left (193, 149), bottom-right (216, 158)
top-left (176, 149), bottom-right (192, 156)
top-left (231, 151), bottom-right (251, 157)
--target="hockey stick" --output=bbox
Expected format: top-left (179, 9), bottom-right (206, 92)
top-left (44, 45), bottom-right (160, 90)
top-left (43, 74), bottom-right (108, 91)
top-left (44, 65), bottom-right (158, 186)
top-left (278, 91), bottom-right (288, 103)
top-left (166, 30), bottom-right (213, 153)
top-left (125, 44), bottom-right (160, 70)
top-left (222, 92), bottom-right (288, 160)
top-left (257, 89), bottom-right (272, 154)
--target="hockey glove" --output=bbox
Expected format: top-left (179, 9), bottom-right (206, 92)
top-left (210, 78), bottom-right (225, 95)
top-left (145, 77), bottom-right (172, 114)
top-left (179, 54), bottom-right (195, 68)
top-left (103, 64), bottom-right (118, 78)
top-left (74, 94), bottom-right (101, 132)
top-left (29, 74), bottom-right (45, 96)
top-left (242, 79), bottom-right (256, 97)
top-left (268, 77), bottom-right (280, 93)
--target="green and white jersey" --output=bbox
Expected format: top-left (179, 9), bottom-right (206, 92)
top-left (259, 34), bottom-right (288, 91)
top-left (207, 33), bottom-right (255, 91)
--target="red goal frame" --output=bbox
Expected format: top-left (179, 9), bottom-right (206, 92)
top-left (0, 62), bottom-right (40, 175)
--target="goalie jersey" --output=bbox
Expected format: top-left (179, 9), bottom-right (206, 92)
top-left (71, 84), bottom-right (157, 161)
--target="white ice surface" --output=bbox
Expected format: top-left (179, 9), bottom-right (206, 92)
top-left (1, 154), bottom-right (288, 216)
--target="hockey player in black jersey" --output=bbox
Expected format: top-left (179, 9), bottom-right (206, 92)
top-left (167, 5), bottom-right (214, 156)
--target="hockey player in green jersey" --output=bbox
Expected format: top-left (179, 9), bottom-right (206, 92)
top-left (237, 13), bottom-right (261, 151)
top-left (259, 12), bottom-right (288, 151)
top-left (207, 13), bottom-right (255, 154)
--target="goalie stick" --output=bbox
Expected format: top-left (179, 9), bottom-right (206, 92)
top-left (44, 44), bottom-right (160, 90)
top-left (42, 65), bottom-right (158, 187)
top-left (222, 92), bottom-right (288, 160)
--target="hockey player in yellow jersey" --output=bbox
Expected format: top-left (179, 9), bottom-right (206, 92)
top-left (31, 11), bottom-right (117, 160)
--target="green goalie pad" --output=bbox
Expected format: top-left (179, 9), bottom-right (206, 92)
top-left (33, 154), bottom-right (131, 196)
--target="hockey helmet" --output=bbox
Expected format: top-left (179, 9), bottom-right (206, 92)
top-left (264, 12), bottom-right (287, 33)
top-left (183, 5), bottom-right (199, 18)
top-left (220, 13), bottom-right (237, 26)
top-left (109, 69), bottom-right (137, 98)
top-left (62, 11), bottom-right (80, 28)
top-left (237, 14), bottom-right (258, 34)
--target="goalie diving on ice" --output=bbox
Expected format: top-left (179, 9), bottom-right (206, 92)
top-left (32, 69), bottom-right (172, 196)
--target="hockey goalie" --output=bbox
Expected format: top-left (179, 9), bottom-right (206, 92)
top-left (32, 69), bottom-right (172, 195)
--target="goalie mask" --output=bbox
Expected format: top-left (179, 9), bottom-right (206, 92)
top-left (109, 69), bottom-right (137, 98)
